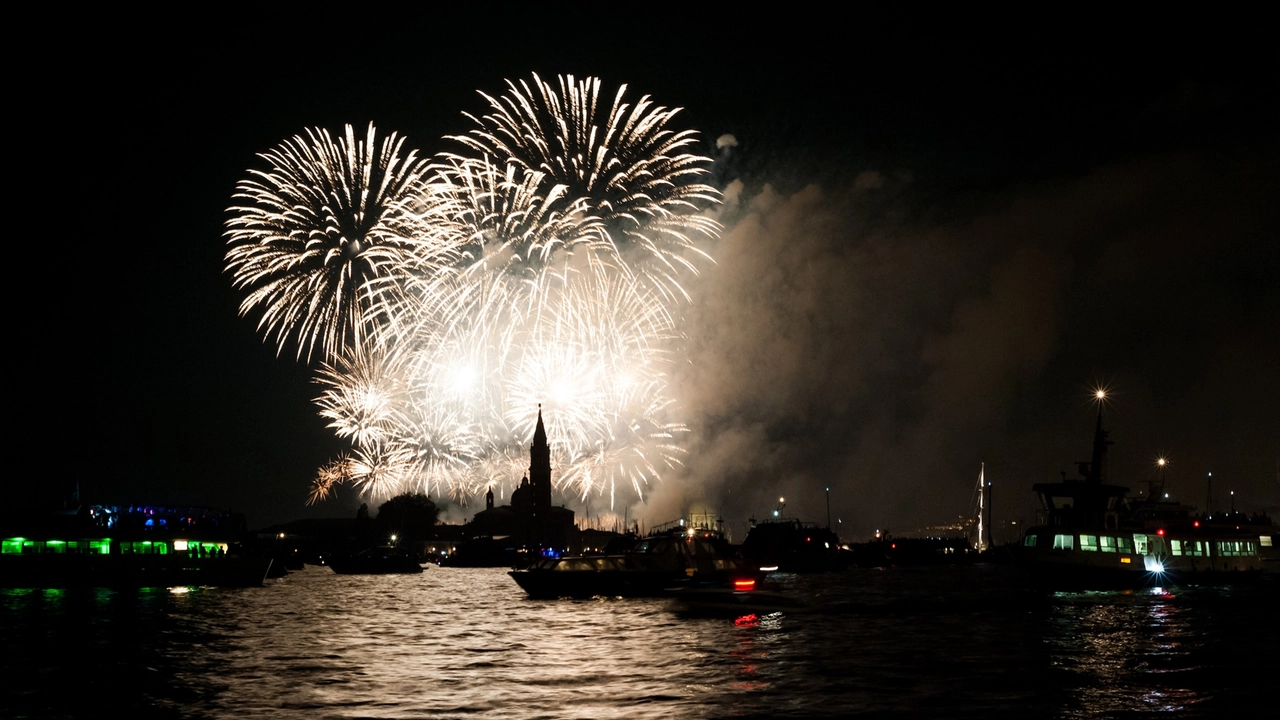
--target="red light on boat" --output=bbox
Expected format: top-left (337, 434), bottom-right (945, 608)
top-left (733, 579), bottom-right (756, 591)
top-left (1194, 521), bottom-right (1200, 528)
top-left (1157, 529), bottom-right (1164, 536)
top-left (891, 543), bottom-right (896, 549)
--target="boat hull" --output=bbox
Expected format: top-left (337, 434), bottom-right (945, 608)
top-left (1017, 527), bottom-right (1268, 590)
top-left (669, 587), bottom-right (808, 617)
top-left (326, 546), bottom-right (424, 574)
top-left (509, 569), bottom-right (696, 598)
top-left (327, 560), bottom-right (423, 575)
top-left (0, 554), bottom-right (274, 588)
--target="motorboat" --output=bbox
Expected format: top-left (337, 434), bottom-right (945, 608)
top-left (327, 545), bottom-right (424, 574)
top-left (509, 527), bottom-right (757, 599)
top-left (668, 576), bottom-right (809, 617)
top-left (739, 517), bottom-right (848, 572)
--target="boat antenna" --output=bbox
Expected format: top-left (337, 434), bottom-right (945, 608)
top-left (825, 486), bottom-right (832, 530)
top-left (1087, 389), bottom-right (1112, 485)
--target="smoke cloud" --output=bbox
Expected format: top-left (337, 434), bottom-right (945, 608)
top-left (645, 149), bottom-right (1279, 539)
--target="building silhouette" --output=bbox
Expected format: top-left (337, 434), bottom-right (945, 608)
top-left (468, 406), bottom-right (575, 549)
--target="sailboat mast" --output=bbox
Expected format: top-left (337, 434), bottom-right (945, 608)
top-left (977, 464), bottom-right (986, 553)
top-left (985, 464), bottom-right (993, 551)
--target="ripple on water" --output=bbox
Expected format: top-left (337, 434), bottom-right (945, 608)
top-left (2, 565), bottom-right (1276, 718)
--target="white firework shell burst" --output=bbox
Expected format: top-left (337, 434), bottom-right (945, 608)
top-left (225, 76), bottom-right (721, 511)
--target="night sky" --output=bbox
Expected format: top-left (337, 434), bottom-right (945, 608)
top-left (16, 11), bottom-right (1278, 535)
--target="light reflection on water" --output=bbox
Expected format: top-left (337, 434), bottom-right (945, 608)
top-left (1, 566), bottom-right (1273, 719)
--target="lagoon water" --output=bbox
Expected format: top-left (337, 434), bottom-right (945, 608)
top-left (2, 564), bottom-right (1275, 719)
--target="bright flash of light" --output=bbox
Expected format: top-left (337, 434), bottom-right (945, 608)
top-left (227, 76), bottom-right (722, 510)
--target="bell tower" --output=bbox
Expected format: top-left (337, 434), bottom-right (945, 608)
top-left (530, 405), bottom-right (552, 515)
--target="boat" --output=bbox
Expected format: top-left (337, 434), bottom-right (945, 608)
top-left (668, 577), bottom-right (809, 617)
top-left (509, 525), bottom-right (758, 599)
top-left (437, 535), bottom-right (518, 567)
top-left (0, 504), bottom-right (274, 588)
top-left (847, 535), bottom-right (975, 568)
top-left (326, 545), bottom-right (424, 574)
top-left (739, 499), bottom-right (847, 572)
top-left (1017, 401), bottom-right (1273, 589)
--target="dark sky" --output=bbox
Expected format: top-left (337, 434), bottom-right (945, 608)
top-left (15, 11), bottom-right (1278, 534)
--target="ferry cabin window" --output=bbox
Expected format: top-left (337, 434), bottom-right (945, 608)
top-left (1261, 536), bottom-right (1273, 547)
top-left (1171, 540), bottom-right (1206, 556)
top-left (121, 541), bottom-right (169, 555)
top-left (1133, 535), bottom-right (1149, 554)
top-left (1023, 535), bottom-right (1037, 547)
top-left (1, 539), bottom-right (22, 554)
top-left (1099, 536), bottom-right (1116, 553)
top-left (1053, 535), bottom-right (1074, 550)
top-left (1115, 537), bottom-right (1134, 553)
top-left (1079, 535), bottom-right (1099, 552)
top-left (1216, 541), bottom-right (1257, 557)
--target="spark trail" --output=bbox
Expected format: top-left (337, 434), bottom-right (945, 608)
top-left (226, 75), bottom-right (720, 510)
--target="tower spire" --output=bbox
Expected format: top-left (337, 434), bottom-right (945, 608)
top-left (529, 405), bottom-right (552, 530)
top-left (533, 403), bottom-right (547, 447)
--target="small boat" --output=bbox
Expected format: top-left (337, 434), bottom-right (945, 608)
top-left (327, 545), bottom-right (424, 575)
top-left (509, 526), bottom-right (757, 599)
top-left (848, 536), bottom-right (975, 568)
top-left (1017, 401), bottom-right (1273, 589)
top-left (437, 535), bottom-right (517, 567)
top-left (668, 577), bottom-right (809, 617)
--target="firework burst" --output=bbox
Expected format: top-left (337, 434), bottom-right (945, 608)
top-left (225, 123), bottom-right (457, 362)
top-left (227, 76), bottom-right (721, 511)
top-left (448, 73), bottom-right (721, 300)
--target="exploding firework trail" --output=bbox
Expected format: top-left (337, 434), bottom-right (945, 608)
top-left (225, 123), bottom-right (457, 362)
top-left (227, 75), bottom-right (720, 509)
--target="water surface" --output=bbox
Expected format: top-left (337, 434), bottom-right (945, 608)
top-left (2, 564), bottom-right (1273, 718)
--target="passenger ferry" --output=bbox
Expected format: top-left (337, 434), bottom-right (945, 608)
top-left (1018, 403), bottom-right (1272, 589)
top-left (1, 504), bottom-right (274, 588)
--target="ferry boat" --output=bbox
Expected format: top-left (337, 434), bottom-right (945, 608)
top-left (1017, 404), bottom-right (1273, 589)
top-left (509, 524), bottom-right (758, 599)
top-left (0, 504), bottom-right (274, 588)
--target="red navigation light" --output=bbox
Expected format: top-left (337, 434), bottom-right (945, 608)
top-left (1194, 521), bottom-right (1200, 528)
top-left (891, 543), bottom-right (896, 549)
top-left (733, 578), bottom-right (756, 591)
top-left (806, 537), bottom-right (811, 542)
top-left (1157, 529), bottom-right (1165, 536)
